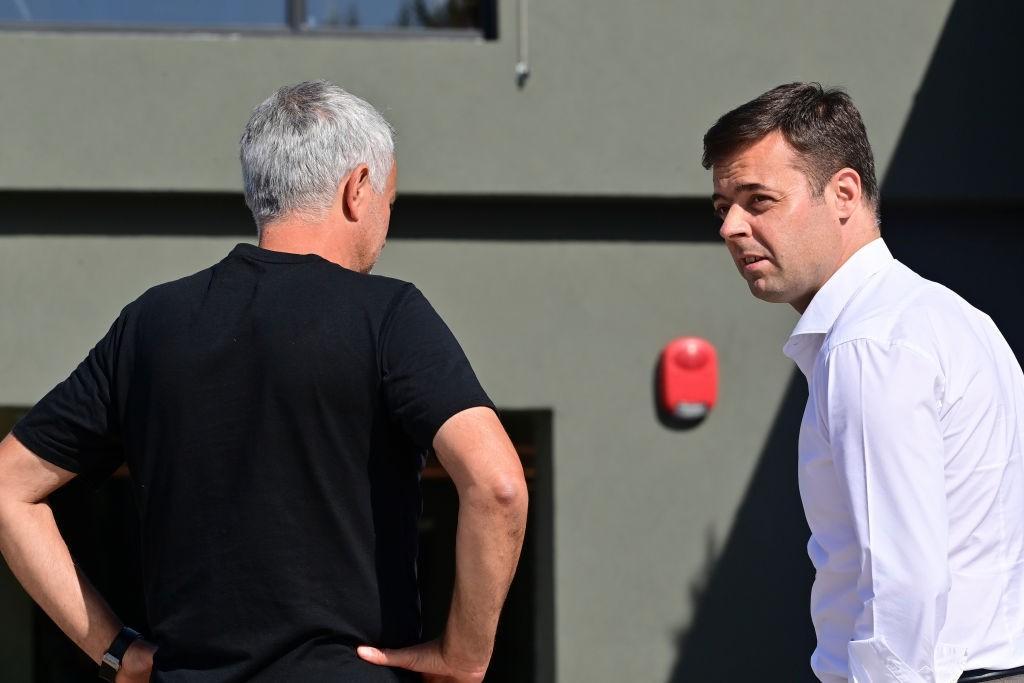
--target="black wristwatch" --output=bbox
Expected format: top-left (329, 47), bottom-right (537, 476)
top-left (98, 626), bottom-right (142, 681)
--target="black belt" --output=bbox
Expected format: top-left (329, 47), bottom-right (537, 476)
top-left (959, 665), bottom-right (1024, 682)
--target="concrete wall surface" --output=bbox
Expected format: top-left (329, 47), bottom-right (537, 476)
top-left (0, 232), bottom-right (796, 682)
top-left (2, 1), bottom-right (1023, 681)
top-left (6, 206), bottom-right (1024, 681)
top-left (0, 0), bottom-right (957, 197)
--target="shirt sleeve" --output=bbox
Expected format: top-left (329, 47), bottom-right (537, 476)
top-left (819, 339), bottom-right (956, 683)
top-left (379, 285), bottom-right (495, 449)
top-left (12, 313), bottom-right (128, 477)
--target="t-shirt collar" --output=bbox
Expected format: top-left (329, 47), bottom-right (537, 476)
top-left (783, 238), bottom-right (893, 374)
top-left (229, 243), bottom-right (323, 264)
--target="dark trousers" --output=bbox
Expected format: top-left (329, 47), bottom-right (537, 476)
top-left (959, 667), bottom-right (1024, 682)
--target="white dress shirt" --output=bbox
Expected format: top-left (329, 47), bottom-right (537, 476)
top-left (784, 239), bottom-right (1024, 682)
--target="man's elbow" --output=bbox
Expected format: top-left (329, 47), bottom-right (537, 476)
top-left (491, 476), bottom-right (529, 544)
top-left (490, 475), bottom-right (528, 513)
top-left (469, 472), bottom-right (529, 525)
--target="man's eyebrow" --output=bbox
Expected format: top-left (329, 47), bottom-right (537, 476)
top-left (711, 183), bottom-right (771, 203)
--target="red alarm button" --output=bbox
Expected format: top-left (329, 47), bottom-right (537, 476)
top-left (673, 338), bottom-right (711, 370)
top-left (660, 337), bottom-right (718, 420)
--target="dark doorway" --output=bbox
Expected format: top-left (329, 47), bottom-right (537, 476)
top-left (417, 409), bottom-right (555, 683)
top-left (12, 408), bottom-right (553, 683)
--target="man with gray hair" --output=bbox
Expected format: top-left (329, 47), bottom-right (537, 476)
top-left (0, 80), bottom-right (527, 682)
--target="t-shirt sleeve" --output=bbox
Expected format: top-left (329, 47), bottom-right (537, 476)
top-left (379, 285), bottom-right (494, 449)
top-left (12, 312), bottom-right (128, 476)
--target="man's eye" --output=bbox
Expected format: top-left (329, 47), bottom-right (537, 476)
top-left (713, 205), bottom-right (728, 220)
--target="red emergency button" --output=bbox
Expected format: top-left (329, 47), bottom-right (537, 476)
top-left (659, 337), bottom-right (718, 421)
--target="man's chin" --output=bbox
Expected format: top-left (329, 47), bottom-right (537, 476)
top-left (748, 281), bottom-right (787, 304)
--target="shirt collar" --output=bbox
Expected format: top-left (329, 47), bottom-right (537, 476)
top-left (783, 238), bottom-right (894, 375)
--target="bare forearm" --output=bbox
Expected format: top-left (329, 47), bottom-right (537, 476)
top-left (356, 408), bottom-right (527, 680)
top-left (442, 483), bottom-right (527, 670)
top-left (0, 500), bottom-right (121, 663)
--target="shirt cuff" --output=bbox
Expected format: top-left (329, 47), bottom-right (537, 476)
top-left (849, 637), bottom-right (924, 682)
top-left (848, 637), bottom-right (967, 683)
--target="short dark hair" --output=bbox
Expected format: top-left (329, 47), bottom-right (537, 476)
top-left (702, 82), bottom-right (879, 212)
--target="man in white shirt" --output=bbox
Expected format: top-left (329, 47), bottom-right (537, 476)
top-left (702, 82), bottom-right (1024, 682)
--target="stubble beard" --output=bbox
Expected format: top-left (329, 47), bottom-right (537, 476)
top-left (355, 239), bottom-right (385, 274)
top-left (746, 269), bottom-right (791, 304)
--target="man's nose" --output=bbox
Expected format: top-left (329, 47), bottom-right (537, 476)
top-left (719, 205), bottom-right (751, 241)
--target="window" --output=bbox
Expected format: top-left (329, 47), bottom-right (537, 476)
top-left (0, 0), bottom-right (287, 29)
top-left (0, 0), bottom-right (497, 37)
top-left (305, 0), bottom-right (487, 32)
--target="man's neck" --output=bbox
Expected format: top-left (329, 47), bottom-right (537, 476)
top-left (835, 229), bottom-right (881, 276)
top-left (258, 219), bottom-right (360, 271)
top-left (790, 221), bottom-right (881, 314)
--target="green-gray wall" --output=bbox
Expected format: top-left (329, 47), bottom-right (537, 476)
top-left (3, 1), bottom-right (1023, 681)
top-left (0, 1), bottom-right (956, 197)
top-left (0, 233), bottom-right (797, 682)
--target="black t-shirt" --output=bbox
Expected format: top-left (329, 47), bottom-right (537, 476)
top-left (14, 244), bottom-right (494, 682)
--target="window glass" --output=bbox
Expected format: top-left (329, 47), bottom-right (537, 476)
top-left (0, 0), bottom-right (488, 32)
top-left (304, 0), bottom-right (482, 31)
top-left (0, 0), bottom-right (287, 28)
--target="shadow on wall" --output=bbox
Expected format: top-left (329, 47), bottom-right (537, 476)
top-left (879, 0), bottom-right (1024, 358)
top-left (667, 373), bottom-right (815, 683)
top-left (670, 2), bottom-right (1024, 679)
top-left (881, 204), bottom-right (1024, 362)
top-left (0, 192), bottom-right (723, 242)
top-left (882, 0), bottom-right (1024, 202)
top-left (666, 207), bottom-right (1024, 682)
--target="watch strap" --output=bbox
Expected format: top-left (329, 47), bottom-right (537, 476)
top-left (97, 627), bottom-right (142, 681)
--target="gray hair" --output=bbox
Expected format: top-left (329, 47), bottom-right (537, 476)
top-left (240, 80), bottom-right (394, 228)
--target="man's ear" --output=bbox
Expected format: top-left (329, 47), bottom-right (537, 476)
top-left (831, 168), bottom-right (863, 220)
top-left (341, 164), bottom-right (372, 222)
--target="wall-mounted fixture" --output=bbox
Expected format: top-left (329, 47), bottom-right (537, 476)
top-left (658, 336), bottom-right (718, 424)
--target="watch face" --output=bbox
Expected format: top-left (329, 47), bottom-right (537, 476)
top-left (99, 652), bottom-right (121, 682)
top-left (100, 627), bottom-right (141, 680)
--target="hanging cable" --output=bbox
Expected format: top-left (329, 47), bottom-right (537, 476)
top-left (515, 0), bottom-right (530, 87)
